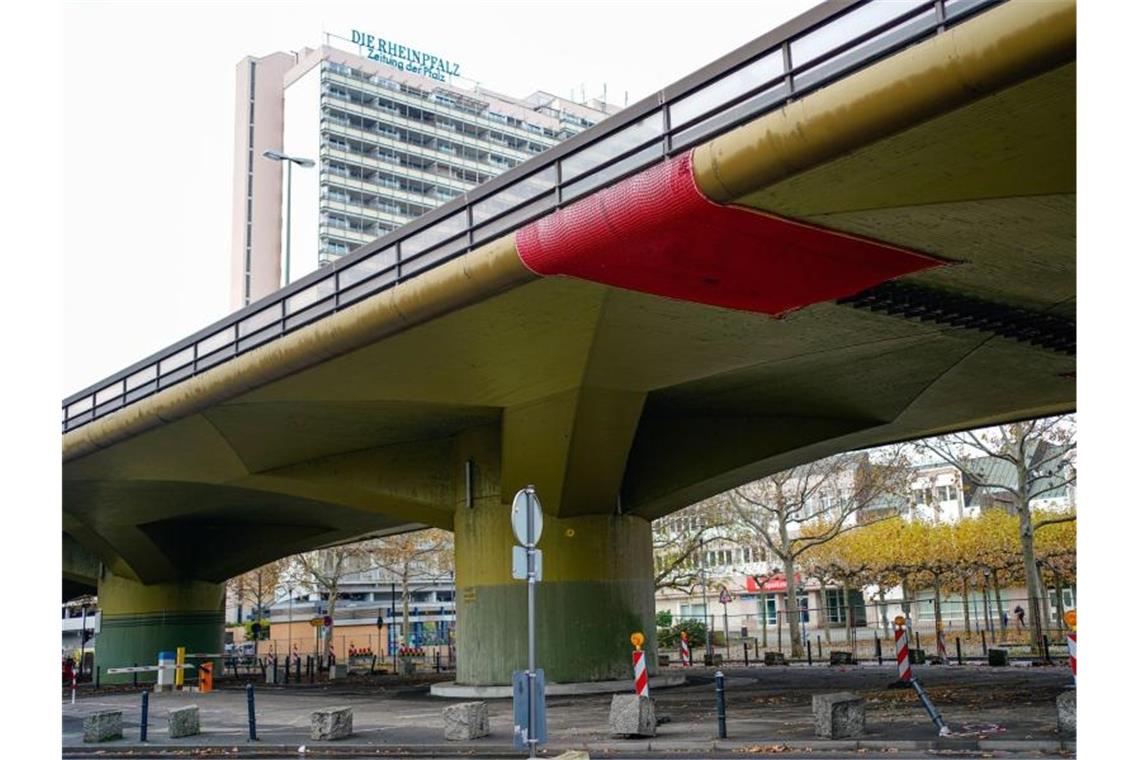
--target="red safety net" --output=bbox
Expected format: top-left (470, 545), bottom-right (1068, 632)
top-left (516, 152), bottom-right (943, 315)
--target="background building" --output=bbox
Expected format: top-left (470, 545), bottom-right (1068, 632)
top-left (231, 38), bottom-right (618, 308)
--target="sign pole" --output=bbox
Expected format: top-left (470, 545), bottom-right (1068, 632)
top-left (526, 485), bottom-right (538, 760)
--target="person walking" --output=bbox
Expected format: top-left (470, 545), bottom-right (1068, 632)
top-left (1013, 604), bottom-right (1025, 632)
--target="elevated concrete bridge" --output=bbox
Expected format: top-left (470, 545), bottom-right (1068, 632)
top-left (63, 0), bottom-right (1074, 684)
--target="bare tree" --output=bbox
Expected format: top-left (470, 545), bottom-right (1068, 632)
top-left (652, 496), bottom-right (734, 592)
top-left (730, 448), bottom-right (910, 658)
top-left (365, 529), bottom-right (454, 648)
top-left (288, 544), bottom-right (371, 657)
top-left (227, 559), bottom-right (288, 633)
top-left (918, 415), bottom-right (1075, 652)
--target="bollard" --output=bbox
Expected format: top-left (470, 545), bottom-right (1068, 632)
top-left (1042, 635), bottom-right (1051, 665)
top-left (246, 683), bottom-right (258, 742)
top-left (370, 654), bottom-right (376, 675)
top-left (95, 665), bottom-right (101, 690)
top-left (807, 638), bottom-right (812, 666)
top-left (715, 670), bottom-right (727, 739)
top-left (295, 654), bottom-right (302, 681)
top-left (875, 634), bottom-right (882, 665)
top-left (133, 663), bottom-right (138, 688)
top-left (140, 690), bottom-right (149, 742)
top-left (817, 635), bottom-right (822, 661)
top-left (259, 658), bottom-right (266, 680)
top-left (435, 649), bottom-right (441, 673)
top-left (283, 653), bottom-right (289, 684)
top-left (956, 637), bottom-right (963, 666)
top-left (981, 629), bottom-right (988, 655)
top-left (744, 643), bottom-right (749, 667)
top-left (914, 631), bottom-right (921, 651)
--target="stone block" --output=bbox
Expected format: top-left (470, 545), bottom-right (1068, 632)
top-left (168, 705), bottom-right (200, 738)
top-left (609, 694), bottom-right (656, 737)
top-left (311, 707), bottom-right (353, 740)
top-left (1057, 689), bottom-right (1076, 734)
top-left (909, 648), bottom-right (926, 664)
top-left (812, 692), bottom-right (866, 738)
top-left (83, 711), bottom-right (123, 743)
top-left (764, 651), bottom-right (787, 666)
top-left (399, 657), bottom-right (417, 676)
top-left (443, 701), bottom-right (490, 740)
top-left (988, 649), bottom-right (1009, 666)
top-left (703, 653), bottom-right (723, 666)
top-left (328, 663), bottom-right (347, 680)
top-left (829, 651), bottom-right (853, 666)
top-left (658, 653), bottom-right (670, 666)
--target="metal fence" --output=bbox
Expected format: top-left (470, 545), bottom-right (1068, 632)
top-left (669, 593), bottom-right (1073, 665)
top-left (62, 0), bottom-right (1006, 432)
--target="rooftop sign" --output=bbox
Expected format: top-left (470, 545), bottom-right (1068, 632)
top-left (350, 30), bottom-right (460, 82)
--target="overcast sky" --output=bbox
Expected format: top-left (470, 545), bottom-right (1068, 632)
top-left (60, 0), bottom-right (818, 393)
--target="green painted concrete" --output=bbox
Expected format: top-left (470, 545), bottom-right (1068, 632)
top-left (96, 574), bottom-right (225, 683)
top-left (454, 444), bottom-right (656, 684)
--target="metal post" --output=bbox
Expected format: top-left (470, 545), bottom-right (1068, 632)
top-left (1042, 635), bottom-right (1051, 664)
top-left (95, 666), bottom-right (100, 690)
top-left (914, 631), bottom-right (921, 652)
top-left (981, 629), bottom-right (988, 655)
top-left (284, 160), bottom-right (293, 286)
top-left (956, 637), bottom-right (963, 666)
top-left (807, 637), bottom-right (812, 666)
top-left (140, 691), bottom-right (149, 742)
top-left (525, 485), bottom-right (538, 760)
top-left (370, 655), bottom-right (376, 675)
top-left (817, 634), bottom-right (822, 661)
top-left (246, 683), bottom-right (258, 741)
top-left (295, 653), bottom-right (302, 681)
top-left (910, 676), bottom-right (950, 735)
top-left (744, 643), bottom-right (749, 667)
top-left (132, 663), bottom-right (138, 688)
top-left (875, 634), bottom-right (882, 666)
top-left (715, 670), bottom-right (727, 739)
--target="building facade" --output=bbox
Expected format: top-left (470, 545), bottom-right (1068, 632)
top-left (230, 40), bottom-right (617, 308)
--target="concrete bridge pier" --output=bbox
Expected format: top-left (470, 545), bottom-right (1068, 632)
top-left (451, 427), bottom-right (657, 686)
top-left (95, 573), bottom-right (224, 683)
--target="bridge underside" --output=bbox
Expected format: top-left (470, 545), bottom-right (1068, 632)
top-left (63, 1), bottom-right (1074, 684)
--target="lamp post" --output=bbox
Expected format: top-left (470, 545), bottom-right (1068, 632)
top-left (981, 567), bottom-right (993, 636)
top-left (261, 149), bottom-right (315, 287)
top-left (287, 585), bottom-right (294, 668)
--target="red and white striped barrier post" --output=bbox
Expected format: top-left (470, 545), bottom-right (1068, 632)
top-left (71, 664), bottom-right (78, 705)
top-left (680, 631), bottom-right (691, 668)
top-left (936, 624), bottom-right (948, 663)
top-left (895, 621), bottom-right (912, 682)
top-left (630, 632), bottom-right (649, 697)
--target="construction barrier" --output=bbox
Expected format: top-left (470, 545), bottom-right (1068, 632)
top-left (630, 632), bottom-right (649, 697)
top-left (680, 631), bottom-right (691, 667)
top-left (894, 626), bottom-right (912, 682)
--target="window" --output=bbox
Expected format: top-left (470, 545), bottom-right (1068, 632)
top-left (680, 603), bottom-right (706, 621)
top-left (825, 588), bottom-right (847, 624)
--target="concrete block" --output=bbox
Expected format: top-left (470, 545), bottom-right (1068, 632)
top-left (764, 651), bottom-right (787, 666)
top-left (658, 653), bottom-right (670, 666)
top-left (812, 692), bottom-right (866, 738)
top-left (399, 657), bottom-right (417, 676)
top-left (988, 649), bottom-right (1009, 666)
top-left (909, 648), bottom-right (926, 664)
top-left (168, 705), bottom-right (200, 738)
top-left (265, 664), bottom-right (278, 684)
top-left (609, 694), bottom-right (656, 737)
top-left (328, 663), bottom-right (347, 680)
top-left (442, 701), bottom-right (490, 740)
top-left (829, 651), bottom-right (854, 666)
top-left (311, 707), bottom-right (353, 740)
top-left (703, 653), bottom-right (723, 666)
top-left (1057, 689), bottom-right (1076, 734)
top-left (83, 711), bottom-right (123, 743)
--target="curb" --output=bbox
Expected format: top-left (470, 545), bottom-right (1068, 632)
top-left (62, 737), bottom-right (1077, 757)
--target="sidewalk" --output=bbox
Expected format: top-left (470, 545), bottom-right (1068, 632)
top-left (62, 663), bottom-right (1076, 758)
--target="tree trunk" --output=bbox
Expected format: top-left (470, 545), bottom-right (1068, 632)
top-left (931, 575), bottom-right (944, 649)
top-left (961, 577), bottom-right (972, 635)
top-left (822, 583), bottom-right (833, 645)
top-left (992, 570), bottom-right (1006, 641)
top-left (1053, 571), bottom-right (1065, 635)
top-left (782, 554), bottom-right (803, 658)
top-left (761, 594), bottom-right (768, 647)
top-left (1016, 503), bottom-right (1044, 653)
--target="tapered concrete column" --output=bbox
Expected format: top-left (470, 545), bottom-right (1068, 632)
top-left (453, 428), bottom-right (656, 685)
top-left (96, 573), bottom-right (225, 683)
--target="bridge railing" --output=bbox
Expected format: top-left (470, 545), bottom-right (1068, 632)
top-left (63, 0), bottom-right (1003, 432)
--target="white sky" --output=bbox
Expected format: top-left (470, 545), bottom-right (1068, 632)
top-left (61, 0), bottom-right (817, 393)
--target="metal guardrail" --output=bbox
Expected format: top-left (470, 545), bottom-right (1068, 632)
top-left (63, 0), bottom-right (1004, 432)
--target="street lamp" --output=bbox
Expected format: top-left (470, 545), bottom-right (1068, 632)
top-left (287, 585), bottom-right (294, 669)
top-left (262, 149), bottom-right (315, 287)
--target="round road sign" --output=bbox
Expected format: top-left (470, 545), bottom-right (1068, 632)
top-left (510, 486), bottom-right (543, 545)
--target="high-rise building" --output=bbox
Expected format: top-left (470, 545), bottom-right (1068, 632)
top-left (230, 38), bottom-right (618, 309)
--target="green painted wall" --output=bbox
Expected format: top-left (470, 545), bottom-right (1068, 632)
top-left (95, 574), bottom-right (225, 683)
